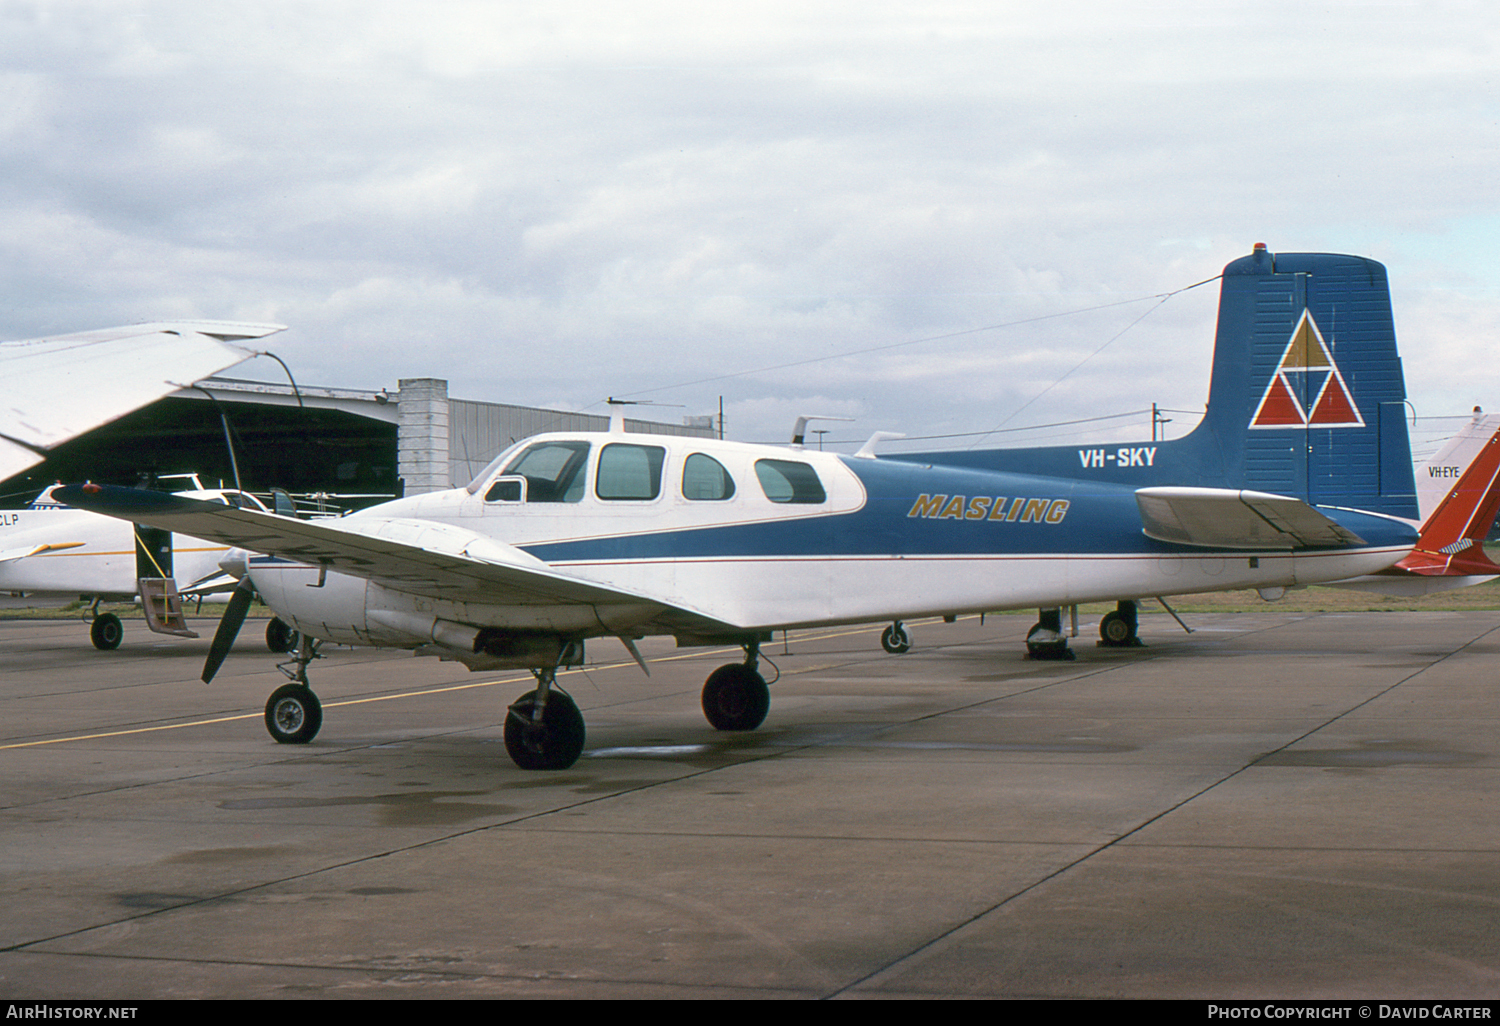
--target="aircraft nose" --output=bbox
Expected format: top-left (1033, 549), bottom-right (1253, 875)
top-left (219, 548), bottom-right (250, 579)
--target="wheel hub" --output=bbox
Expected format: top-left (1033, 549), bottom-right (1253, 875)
top-left (272, 699), bottom-right (305, 733)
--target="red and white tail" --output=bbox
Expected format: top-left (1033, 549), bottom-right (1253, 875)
top-left (1397, 416), bottom-right (1500, 578)
top-left (1327, 413), bottom-right (1500, 595)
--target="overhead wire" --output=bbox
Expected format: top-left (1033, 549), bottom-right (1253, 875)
top-left (964, 275), bottom-right (1221, 449)
top-left (591, 274), bottom-right (1225, 415)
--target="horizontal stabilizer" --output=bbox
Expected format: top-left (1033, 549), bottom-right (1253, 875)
top-left (1136, 487), bottom-right (1367, 549)
top-left (1324, 573), bottom-right (1499, 597)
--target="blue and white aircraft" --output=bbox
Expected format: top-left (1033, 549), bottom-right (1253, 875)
top-left (58, 246), bottom-right (1429, 770)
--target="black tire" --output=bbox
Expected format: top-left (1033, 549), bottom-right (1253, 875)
top-left (701, 664), bottom-right (771, 731)
top-left (1099, 610), bottom-right (1134, 645)
top-left (504, 689), bottom-right (586, 770)
top-left (1025, 621), bottom-right (1075, 661)
top-left (90, 613), bottom-right (123, 651)
top-left (266, 617), bottom-right (301, 654)
top-left (265, 683), bottom-right (323, 744)
top-left (880, 624), bottom-right (911, 654)
top-left (1025, 641), bottom-right (1076, 661)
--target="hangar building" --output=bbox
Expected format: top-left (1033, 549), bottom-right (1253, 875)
top-left (2, 377), bottom-right (714, 509)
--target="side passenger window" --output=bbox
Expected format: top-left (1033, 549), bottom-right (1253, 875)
top-left (754, 459), bottom-right (826, 504)
top-left (596, 444), bottom-right (666, 501)
top-left (682, 453), bottom-right (735, 500)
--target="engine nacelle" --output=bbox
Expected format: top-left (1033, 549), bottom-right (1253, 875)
top-left (246, 557), bottom-right (591, 670)
top-left (247, 559), bottom-right (372, 646)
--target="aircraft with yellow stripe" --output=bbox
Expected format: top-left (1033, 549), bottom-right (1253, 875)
top-left (0, 477), bottom-right (300, 652)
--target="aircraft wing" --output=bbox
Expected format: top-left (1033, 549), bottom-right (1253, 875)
top-left (0, 321), bottom-right (283, 482)
top-left (0, 541), bottom-right (85, 564)
top-left (1135, 487), bottom-right (1367, 549)
top-left (52, 485), bottom-right (731, 630)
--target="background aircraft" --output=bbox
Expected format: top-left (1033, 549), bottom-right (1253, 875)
top-left (61, 247), bottom-right (1428, 771)
top-left (1330, 412), bottom-right (1500, 595)
top-left (1, 320), bottom-right (290, 650)
top-left (0, 477), bottom-right (300, 651)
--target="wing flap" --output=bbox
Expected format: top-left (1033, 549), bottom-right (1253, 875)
top-left (1136, 486), bottom-right (1367, 549)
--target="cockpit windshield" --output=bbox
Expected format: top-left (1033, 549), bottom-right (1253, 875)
top-left (491, 440), bottom-right (591, 503)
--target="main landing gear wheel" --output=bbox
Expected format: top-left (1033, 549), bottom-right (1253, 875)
top-left (1098, 600), bottom-right (1143, 648)
top-left (504, 688), bottom-right (586, 771)
top-left (90, 612), bottom-right (123, 651)
top-left (1025, 607), bottom-right (1075, 661)
top-left (880, 622), bottom-right (911, 654)
top-left (702, 663), bottom-right (771, 731)
top-left (266, 617), bottom-right (301, 654)
top-left (265, 683), bottom-right (323, 744)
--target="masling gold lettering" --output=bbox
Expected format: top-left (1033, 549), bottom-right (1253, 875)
top-left (907, 495), bottom-right (1069, 524)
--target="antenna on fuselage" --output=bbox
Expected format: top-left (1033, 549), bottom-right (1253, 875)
top-left (790, 415), bottom-right (854, 448)
top-left (605, 397), bottom-right (637, 433)
top-left (854, 431), bottom-right (906, 458)
top-left (606, 397), bottom-right (684, 434)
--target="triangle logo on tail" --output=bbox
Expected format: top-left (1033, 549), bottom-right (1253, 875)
top-left (1249, 310), bottom-right (1365, 430)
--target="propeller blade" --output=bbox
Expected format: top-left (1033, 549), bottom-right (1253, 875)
top-left (202, 578), bottom-right (254, 683)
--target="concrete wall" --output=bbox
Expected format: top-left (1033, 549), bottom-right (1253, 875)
top-left (395, 378), bottom-right (451, 495)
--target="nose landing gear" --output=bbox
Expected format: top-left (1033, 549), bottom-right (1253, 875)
top-left (264, 636), bottom-right (324, 745)
top-left (504, 666), bottom-right (586, 771)
top-left (880, 621), bottom-right (912, 654)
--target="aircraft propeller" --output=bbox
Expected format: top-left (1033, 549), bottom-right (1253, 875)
top-left (202, 576), bottom-right (255, 683)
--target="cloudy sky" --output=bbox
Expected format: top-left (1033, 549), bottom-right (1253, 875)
top-left (3, 1), bottom-right (1496, 456)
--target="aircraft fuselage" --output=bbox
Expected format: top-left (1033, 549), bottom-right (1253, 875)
top-left (246, 431), bottom-right (1415, 654)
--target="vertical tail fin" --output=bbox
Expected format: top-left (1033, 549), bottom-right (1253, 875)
top-left (1190, 245), bottom-right (1417, 518)
top-left (1415, 410), bottom-right (1500, 523)
top-left (893, 245), bottom-right (1420, 519)
top-left (1396, 421), bottom-right (1500, 577)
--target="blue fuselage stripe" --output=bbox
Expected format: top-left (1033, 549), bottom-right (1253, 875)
top-left (518, 457), bottom-right (1416, 563)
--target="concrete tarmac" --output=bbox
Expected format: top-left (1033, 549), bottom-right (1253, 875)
top-left (2, 609), bottom-right (1498, 999)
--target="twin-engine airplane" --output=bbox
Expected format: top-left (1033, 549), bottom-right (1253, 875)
top-left (60, 247), bottom-right (1438, 771)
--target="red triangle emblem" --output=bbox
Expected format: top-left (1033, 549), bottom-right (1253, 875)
top-left (1308, 376), bottom-right (1361, 426)
top-left (1252, 374), bottom-right (1305, 426)
top-left (1250, 310), bottom-right (1364, 430)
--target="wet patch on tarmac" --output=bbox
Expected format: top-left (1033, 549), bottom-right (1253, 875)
top-left (114, 892), bottom-right (237, 910)
top-left (163, 845), bottom-right (298, 865)
top-left (218, 789), bottom-right (516, 826)
top-left (1258, 739), bottom-right (1481, 768)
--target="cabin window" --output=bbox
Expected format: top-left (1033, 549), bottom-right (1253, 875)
top-left (496, 441), bottom-right (590, 503)
top-left (596, 443), bottom-right (666, 501)
top-left (682, 453), bottom-right (736, 501)
top-left (754, 459), bottom-right (826, 504)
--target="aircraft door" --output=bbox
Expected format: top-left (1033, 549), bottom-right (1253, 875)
top-left (135, 525), bottom-right (173, 580)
